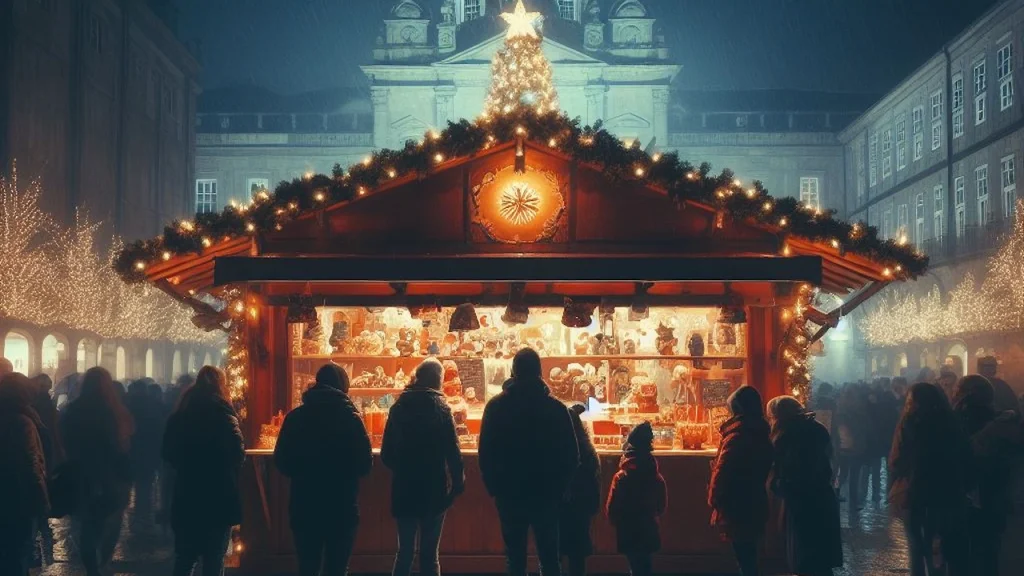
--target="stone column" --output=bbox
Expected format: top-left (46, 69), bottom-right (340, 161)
top-left (434, 86), bottom-right (457, 128)
top-left (371, 86), bottom-right (390, 149)
top-left (584, 85), bottom-right (607, 127)
top-left (652, 86), bottom-right (670, 149)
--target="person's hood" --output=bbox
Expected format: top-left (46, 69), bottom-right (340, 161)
top-left (720, 413), bottom-right (770, 437)
top-left (620, 447), bottom-right (659, 475)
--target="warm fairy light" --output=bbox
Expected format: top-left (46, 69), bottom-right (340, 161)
top-left (275, 224), bottom-right (283, 231)
top-left (314, 191), bottom-right (325, 202)
top-left (483, 0), bottom-right (558, 117)
top-left (830, 239), bottom-right (840, 249)
top-left (548, 138), bottom-right (557, 147)
top-left (275, 208), bottom-right (285, 215)
top-left (179, 220), bottom-right (194, 232)
top-left (687, 172), bottom-right (697, 180)
top-left (245, 222), bottom-right (256, 232)
top-left (515, 126), bottom-right (526, 135)
top-left (358, 187), bottom-right (367, 196)
top-left (248, 306), bottom-right (258, 320)
top-left (201, 237), bottom-right (212, 248)
top-left (288, 202), bottom-right (298, 211)
top-left (882, 268), bottom-right (892, 277)
top-left (746, 188), bottom-right (757, 198)
top-left (134, 261), bottom-right (146, 270)
top-left (652, 153), bottom-right (662, 162)
top-left (255, 190), bottom-right (270, 202)
top-left (635, 167), bottom-right (645, 177)
top-left (387, 169), bottom-right (397, 178)
top-left (233, 301), bottom-right (244, 314)
top-left (779, 217), bottom-right (788, 227)
top-left (162, 251), bottom-right (172, 261)
top-left (429, 130), bottom-right (440, 140)
top-left (733, 179), bottom-right (742, 187)
top-left (897, 234), bottom-right (908, 245)
top-left (762, 201), bottom-right (773, 212)
top-left (781, 309), bottom-right (791, 320)
top-left (303, 172), bottom-right (313, 180)
top-left (434, 153), bottom-right (445, 163)
top-left (362, 157), bottom-right (371, 166)
top-left (580, 136), bottom-right (594, 145)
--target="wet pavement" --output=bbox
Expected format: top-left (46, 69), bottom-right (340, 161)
top-left (34, 486), bottom-right (913, 576)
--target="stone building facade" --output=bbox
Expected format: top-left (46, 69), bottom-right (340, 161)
top-left (840, 0), bottom-right (1024, 381)
top-left (0, 0), bottom-right (200, 241)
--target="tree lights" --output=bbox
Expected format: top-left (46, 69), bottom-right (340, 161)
top-left (780, 284), bottom-right (815, 399)
top-left (483, 0), bottom-right (559, 118)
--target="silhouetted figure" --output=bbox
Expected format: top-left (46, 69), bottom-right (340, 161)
top-left (275, 363), bottom-right (372, 576)
top-left (977, 356), bottom-right (1019, 415)
top-left (836, 384), bottom-right (867, 509)
top-left (606, 422), bottom-right (667, 576)
top-left (952, 375), bottom-right (1023, 575)
top-left (159, 374), bottom-right (194, 531)
top-left (889, 382), bottom-right (970, 576)
top-left (0, 373), bottom-right (50, 576)
top-left (162, 366), bottom-right (245, 576)
top-left (381, 358), bottom-right (464, 576)
top-left (862, 380), bottom-right (890, 503)
top-left (767, 396), bottom-right (842, 576)
top-left (709, 386), bottom-right (774, 576)
top-left (126, 378), bottom-right (163, 529)
top-left (30, 374), bottom-right (59, 566)
top-left (61, 367), bottom-right (134, 576)
top-left (479, 348), bottom-right (580, 576)
top-left (560, 403), bottom-right (601, 576)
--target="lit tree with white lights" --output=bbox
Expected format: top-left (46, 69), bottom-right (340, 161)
top-left (483, 0), bottom-right (560, 117)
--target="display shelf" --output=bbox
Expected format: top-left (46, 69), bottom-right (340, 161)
top-left (348, 387), bottom-right (405, 396)
top-left (291, 353), bottom-right (746, 362)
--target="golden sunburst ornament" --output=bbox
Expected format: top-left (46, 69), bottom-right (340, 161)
top-left (499, 182), bottom-right (541, 225)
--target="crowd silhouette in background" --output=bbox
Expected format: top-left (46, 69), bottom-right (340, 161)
top-left (1, 349), bottom-right (1023, 576)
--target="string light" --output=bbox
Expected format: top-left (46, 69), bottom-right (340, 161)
top-left (201, 237), bottom-right (212, 248)
top-left (313, 191), bottom-right (325, 202)
top-left (162, 251), bottom-right (172, 261)
top-left (635, 167), bottom-right (645, 177)
top-left (434, 153), bottom-right (445, 163)
top-left (548, 138), bottom-right (557, 147)
top-left (245, 222), bottom-right (256, 232)
top-left (652, 153), bottom-right (662, 162)
top-left (482, 0), bottom-right (559, 117)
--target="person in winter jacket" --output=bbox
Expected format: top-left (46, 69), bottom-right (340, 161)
top-left (61, 367), bottom-right (134, 576)
top-left (708, 386), bottom-right (774, 576)
top-left (159, 373), bottom-right (194, 531)
top-left (766, 396), bottom-right (842, 576)
top-left (606, 422), bottom-right (667, 576)
top-left (381, 358), bottom-right (464, 576)
top-left (0, 373), bottom-right (50, 576)
top-left (977, 356), bottom-right (1020, 415)
top-left (835, 384), bottom-right (867, 509)
top-left (561, 403), bottom-right (601, 576)
top-left (127, 378), bottom-right (164, 529)
top-left (162, 366), bottom-right (245, 576)
top-left (479, 347), bottom-right (580, 576)
top-left (952, 375), bottom-right (1023, 575)
top-left (30, 373), bottom-right (59, 565)
top-left (889, 382), bottom-right (971, 576)
top-left (274, 363), bottom-right (372, 576)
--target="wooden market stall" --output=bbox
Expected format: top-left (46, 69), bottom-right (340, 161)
top-left (119, 123), bottom-right (923, 574)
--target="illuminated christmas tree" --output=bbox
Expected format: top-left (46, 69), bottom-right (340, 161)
top-left (483, 0), bottom-right (560, 117)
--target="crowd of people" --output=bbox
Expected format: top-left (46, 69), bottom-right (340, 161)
top-left (1, 348), bottom-right (1023, 576)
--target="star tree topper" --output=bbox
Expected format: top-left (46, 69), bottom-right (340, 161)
top-left (501, 0), bottom-right (541, 39)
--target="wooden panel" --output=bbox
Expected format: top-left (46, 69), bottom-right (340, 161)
top-left (238, 452), bottom-right (787, 575)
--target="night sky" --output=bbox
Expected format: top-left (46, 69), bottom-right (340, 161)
top-left (178, 0), bottom-right (998, 95)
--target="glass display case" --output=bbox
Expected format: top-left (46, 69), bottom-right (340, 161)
top-left (286, 305), bottom-right (748, 452)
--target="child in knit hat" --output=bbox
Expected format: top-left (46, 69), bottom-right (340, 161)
top-left (605, 421), bottom-right (667, 576)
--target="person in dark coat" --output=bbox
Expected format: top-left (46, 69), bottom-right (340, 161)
top-left (952, 375), bottom-right (1023, 575)
top-left (274, 363), bottom-right (373, 576)
top-left (835, 384), bottom-right (867, 509)
top-left (708, 386), bottom-right (774, 576)
top-left (606, 422), bottom-right (667, 576)
top-left (977, 356), bottom-right (1020, 415)
top-left (162, 366), bottom-right (245, 576)
top-left (61, 367), bottom-right (134, 576)
top-left (159, 373), bottom-right (194, 531)
top-left (381, 358), bottom-right (465, 576)
top-left (30, 374), bottom-right (59, 565)
top-left (0, 373), bottom-right (50, 576)
top-left (889, 382), bottom-right (971, 576)
top-left (560, 403), bottom-right (601, 576)
top-left (126, 378), bottom-right (164, 529)
top-left (479, 348), bottom-right (580, 576)
top-left (861, 380), bottom-right (893, 504)
top-left (766, 395), bottom-right (843, 576)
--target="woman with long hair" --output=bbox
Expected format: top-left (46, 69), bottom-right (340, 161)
top-left (889, 381), bottom-right (970, 576)
top-left (766, 395), bottom-right (842, 576)
top-left (162, 365), bottom-right (244, 576)
top-left (61, 367), bottom-right (134, 576)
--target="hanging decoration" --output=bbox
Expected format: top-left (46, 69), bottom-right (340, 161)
top-left (780, 284), bottom-right (815, 400)
top-left (223, 286), bottom-right (250, 419)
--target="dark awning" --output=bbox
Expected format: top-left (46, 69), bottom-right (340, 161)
top-left (213, 255), bottom-right (823, 285)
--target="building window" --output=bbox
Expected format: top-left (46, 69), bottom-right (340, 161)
top-left (912, 107), bottom-right (924, 161)
top-left (998, 43), bottom-right (1014, 111)
top-left (1003, 155), bottom-right (1016, 219)
top-left (557, 0), bottom-right (576, 20)
top-left (464, 0), bottom-right (482, 21)
top-left (953, 74), bottom-right (964, 138)
top-left (881, 128), bottom-right (892, 178)
top-left (869, 133), bottom-right (878, 187)
top-left (975, 60), bottom-right (988, 125)
top-left (247, 178), bottom-right (270, 199)
top-left (930, 91), bottom-right (943, 151)
top-left (897, 203), bottom-right (908, 237)
top-left (955, 176), bottom-right (966, 237)
top-left (882, 208), bottom-right (893, 239)
top-left (799, 177), bottom-right (820, 209)
top-left (916, 193), bottom-right (926, 243)
top-left (856, 146), bottom-right (866, 203)
top-left (88, 13), bottom-right (103, 54)
top-left (977, 165), bottom-right (990, 227)
top-left (195, 179), bottom-right (218, 214)
top-left (895, 114), bottom-right (907, 171)
top-left (934, 184), bottom-right (944, 239)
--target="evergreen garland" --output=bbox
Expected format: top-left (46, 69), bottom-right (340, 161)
top-left (114, 109), bottom-right (929, 283)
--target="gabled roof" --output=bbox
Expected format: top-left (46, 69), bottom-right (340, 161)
top-left (437, 33), bottom-right (604, 65)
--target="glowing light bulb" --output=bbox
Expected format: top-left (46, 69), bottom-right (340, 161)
top-left (652, 153), bottom-right (662, 162)
top-left (548, 138), bottom-right (557, 147)
top-left (162, 251), bottom-right (171, 261)
top-left (314, 191), bottom-right (325, 202)
top-left (779, 217), bottom-right (788, 227)
top-left (303, 172), bottom-right (313, 180)
top-left (387, 169), bottom-right (397, 178)
top-left (363, 157), bottom-right (371, 166)
top-left (434, 153), bottom-right (444, 163)
top-left (635, 167), bottom-right (645, 177)
top-left (358, 187), bottom-right (367, 196)
top-left (201, 237), bottom-right (212, 248)
top-left (762, 201), bottom-right (773, 212)
top-left (245, 222), bottom-right (255, 232)
top-left (134, 261), bottom-right (146, 271)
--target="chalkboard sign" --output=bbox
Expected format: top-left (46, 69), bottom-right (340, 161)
top-left (453, 358), bottom-right (485, 400)
top-left (701, 379), bottom-right (732, 409)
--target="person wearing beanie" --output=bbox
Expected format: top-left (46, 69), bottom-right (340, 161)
top-left (605, 421), bottom-right (667, 576)
top-left (560, 403), bottom-right (601, 576)
top-left (479, 347), bottom-right (580, 576)
top-left (274, 362), bottom-right (372, 576)
top-left (708, 386), bottom-right (774, 576)
top-left (381, 358), bottom-right (465, 576)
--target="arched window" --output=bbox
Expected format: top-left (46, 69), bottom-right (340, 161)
top-left (145, 348), bottom-right (154, 378)
top-left (172, 350), bottom-right (183, 379)
top-left (4, 331), bottom-right (32, 374)
top-left (42, 334), bottom-right (68, 380)
top-left (115, 346), bottom-right (127, 381)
